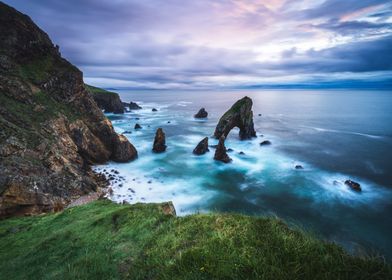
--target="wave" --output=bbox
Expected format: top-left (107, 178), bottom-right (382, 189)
top-left (303, 126), bottom-right (384, 139)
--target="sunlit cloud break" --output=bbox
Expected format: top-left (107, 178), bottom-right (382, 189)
top-left (5, 0), bottom-right (392, 89)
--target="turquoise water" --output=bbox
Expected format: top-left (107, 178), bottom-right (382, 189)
top-left (94, 89), bottom-right (392, 258)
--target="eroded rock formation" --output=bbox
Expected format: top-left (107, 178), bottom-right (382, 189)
top-left (213, 97), bottom-right (256, 140)
top-left (87, 85), bottom-right (124, 114)
top-left (214, 136), bottom-right (232, 163)
top-left (127, 101), bottom-right (142, 110)
top-left (193, 137), bottom-right (209, 155)
top-left (0, 2), bottom-right (137, 218)
top-left (153, 128), bottom-right (166, 153)
top-left (194, 108), bottom-right (208, 118)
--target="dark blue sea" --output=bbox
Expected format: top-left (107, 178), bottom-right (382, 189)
top-left (94, 89), bottom-right (392, 259)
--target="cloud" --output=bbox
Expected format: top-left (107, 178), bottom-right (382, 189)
top-left (273, 35), bottom-right (392, 73)
top-left (3, 0), bottom-right (392, 88)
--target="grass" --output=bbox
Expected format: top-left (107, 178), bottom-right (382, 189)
top-left (0, 90), bottom-right (80, 148)
top-left (0, 200), bottom-right (390, 280)
top-left (0, 90), bottom-right (78, 124)
top-left (85, 84), bottom-right (118, 96)
top-left (18, 55), bottom-right (54, 84)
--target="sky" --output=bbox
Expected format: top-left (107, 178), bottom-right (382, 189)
top-left (4, 0), bottom-right (392, 89)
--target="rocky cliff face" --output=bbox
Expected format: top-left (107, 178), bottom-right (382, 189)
top-left (213, 97), bottom-right (256, 140)
top-left (0, 2), bottom-right (137, 218)
top-left (86, 85), bottom-right (125, 114)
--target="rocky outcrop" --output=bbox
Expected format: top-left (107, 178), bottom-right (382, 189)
top-left (193, 137), bottom-right (209, 155)
top-left (152, 128), bottom-right (166, 153)
top-left (345, 180), bottom-right (361, 192)
top-left (112, 135), bottom-right (138, 162)
top-left (194, 108), bottom-right (208, 118)
top-left (125, 102), bottom-right (142, 110)
top-left (160, 201), bottom-right (176, 216)
top-left (0, 2), bottom-right (137, 218)
top-left (214, 136), bottom-right (232, 163)
top-left (213, 97), bottom-right (256, 140)
top-left (134, 123), bottom-right (142, 129)
top-left (86, 85), bottom-right (124, 114)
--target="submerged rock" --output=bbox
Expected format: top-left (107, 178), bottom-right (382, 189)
top-left (194, 108), bottom-right (208, 118)
top-left (153, 128), bottom-right (167, 153)
top-left (214, 96), bottom-right (256, 140)
top-left (260, 140), bottom-right (271, 146)
top-left (134, 123), bottom-right (142, 129)
top-left (193, 137), bottom-right (209, 155)
top-left (214, 136), bottom-right (232, 163)
top-left (295, 165), bottom-right (304, 170)
top-left (345, 180), bottom-right (361, 192)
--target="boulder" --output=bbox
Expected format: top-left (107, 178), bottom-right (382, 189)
top-left (295, 165), bottom-right (304, 170)
top-left (260, 140), bottom-right (271, 146)
top-left (214, 96), bottom-right (256, 140)
top-left (345, 180), bottom-right (361, 192)
top-left (134, 123), bottom-right (142, 129)
top-left (214, 136), bottom-right (232, 163)
top-left (152, 108), bottom-right (158, 112)
top-left (194, 108), bottom-right (208, 118)
top-left (153, 128), bottom-right (166, 153)
top-left (193, 137), bottom-right (209, 155)
top-left (160, 201), bottom-right (176, 216)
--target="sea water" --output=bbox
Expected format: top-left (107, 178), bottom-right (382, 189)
top-left (93, 89), bottom-right (392, 259)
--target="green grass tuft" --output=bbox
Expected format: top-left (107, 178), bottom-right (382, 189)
top-left (85, 84), bottom-right (118, 96)
top-left (0, 200), bottom-right (390, 279)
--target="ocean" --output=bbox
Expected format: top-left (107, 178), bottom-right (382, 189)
top-left (94, 89), bottom-right (392, 259)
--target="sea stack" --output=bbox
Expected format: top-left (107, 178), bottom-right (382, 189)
top-left (153, 128), bottom-right (167, 153)
top-left (194, 108), bottom-right (208, 118)
top-left (193, 137), bottom-right (209, 155)
top-left (214, 96), bottom-right (256, 140)
top-left (214, 136), bottom-right (232, 163)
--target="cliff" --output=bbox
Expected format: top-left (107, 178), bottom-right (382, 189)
top-left (86, 84), bottom-right (125, 114)
top-left (0, 2), bottom-right (137, 217)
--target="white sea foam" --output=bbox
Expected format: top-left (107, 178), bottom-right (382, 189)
top-left (304, 126), bottom-right (384, 139)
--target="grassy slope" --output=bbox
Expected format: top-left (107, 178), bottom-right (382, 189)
top-left (0, 200), bottom-right (390, 280)
top-left (85, 84), bottom-right (118, 96)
